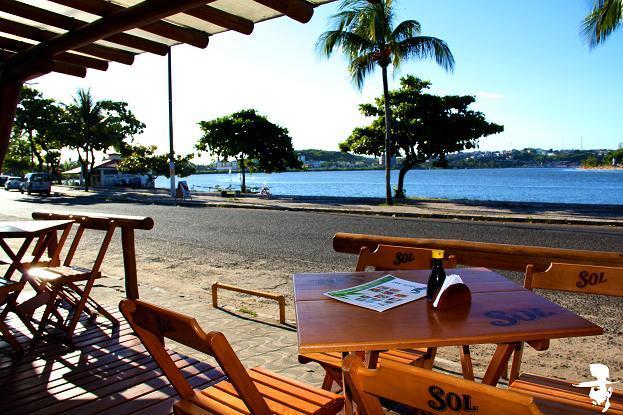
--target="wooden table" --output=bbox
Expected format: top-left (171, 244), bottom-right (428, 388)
top-left (0, 220), bottom-right (74, 279)
top-left (294, 268), bottom-right (603, 388)
top-left (0, 220), bottom-right (74, 333)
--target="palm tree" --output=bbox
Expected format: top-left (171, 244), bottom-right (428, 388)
top-left (317, 0), bottom-right (454, 205)
top-left (582, 0), bottom-right (623, 48)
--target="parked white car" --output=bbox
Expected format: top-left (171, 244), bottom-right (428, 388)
top-left (4, 177), bottom-right (23, 191)
top-left (20, 173), bottom-right (51, 196)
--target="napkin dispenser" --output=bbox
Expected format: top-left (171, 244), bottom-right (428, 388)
top-left (430, 274), bottom-right (471, 310)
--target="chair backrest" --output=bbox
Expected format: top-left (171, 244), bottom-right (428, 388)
top-left (62, 218), bottom-right (116, 275)
top-left (119, 299), bottom-right (273, 415)
top-left (355, 244), bottom-right (457, 272)
top-left (342, 355), bottom-right (543, 415)
top-left (525, 262), bottom-right (623, 297)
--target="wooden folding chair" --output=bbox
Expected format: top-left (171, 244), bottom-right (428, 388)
top-left (28, 218), bottom-right (119, 338)
top-left (299, 245), bottom-right (464, 392)
top-left (0, 279), bottom-right (26, 352)
top-left (509, 263), bottom-right (623, 414)
top-left (119, 299), bottom-right (344, 415)
top-left (355, 244), bottom-right (457, 271)
top-left (342, 354), bottom-right (546, 415)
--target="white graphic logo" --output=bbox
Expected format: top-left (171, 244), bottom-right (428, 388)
top-left (574, 364), bottom-right (617, 413)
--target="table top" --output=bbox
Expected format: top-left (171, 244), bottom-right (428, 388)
top-left (0, 220), bottom-right (74, 238)
top-left (294, 268), bottom-right (603, 354)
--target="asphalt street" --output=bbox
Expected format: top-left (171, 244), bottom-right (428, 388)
top-left (2, 190), bottom-right (622, 270)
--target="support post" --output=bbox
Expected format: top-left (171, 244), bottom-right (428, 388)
top-left (121, 227), bottom-right (139, 300)
top-left (167, 47), bottom-right (175, 197)
top-left (0, 76), bottom-right (23, 172)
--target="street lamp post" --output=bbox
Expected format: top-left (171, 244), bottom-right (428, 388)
top-left (168, 47), bottom-right (176, 197)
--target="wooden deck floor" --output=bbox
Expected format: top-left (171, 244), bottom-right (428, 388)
top-left (0, 306), bottom-right (225, 415)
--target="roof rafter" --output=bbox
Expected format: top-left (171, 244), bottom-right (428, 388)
top-left (47, 0), bottom-right (211, 48)
top-left (0, 0), bottom-right (170, 55)
top-left (185, 5), bottom-right (254, 35)
top-left (0, 50), bottom-right (86, 78)
top-left (0, 17), bottom-right (135, 64)
top-left (0, 36), bottom-right (108, 71)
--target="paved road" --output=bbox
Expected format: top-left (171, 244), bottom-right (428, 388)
top-left (2, 190), bottom-right (622, 269)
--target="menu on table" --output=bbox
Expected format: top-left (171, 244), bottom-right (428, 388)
top-left (324, 275), bottom-right (427, 312)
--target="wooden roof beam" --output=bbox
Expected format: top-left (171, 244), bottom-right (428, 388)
top-left (0, 50), bottom-right (86, 78)
top-left (253, 0), bottom-right (314, 24)
top-left (0, 0), bottom-right (170, 55)
top-left (185, 5), bottom-right (254, 35)
top-left (47, 0), bottom-right (210, 48)
top-left (0, 18), bottom-right (134, 64)
top-left (0, 36), bottom-right (108, 71)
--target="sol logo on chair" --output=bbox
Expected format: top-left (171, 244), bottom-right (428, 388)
top-left (428, 386), bottom-right (479, 412)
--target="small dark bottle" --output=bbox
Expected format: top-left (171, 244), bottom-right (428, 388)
top-left (427, 250), bottom-right (446, 301)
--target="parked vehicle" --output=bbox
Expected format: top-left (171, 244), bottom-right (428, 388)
top-left (21, 172), bottom-right (51, 196)
top-left (4, 177), bottom-right (23, 191)
top-left (0, 175), bottom-right (9, 186)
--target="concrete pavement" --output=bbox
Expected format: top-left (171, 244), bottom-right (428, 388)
top-left (43, 185), bottom-right (623, 226)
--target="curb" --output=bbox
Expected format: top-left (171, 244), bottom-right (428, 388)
top-left (51, 190), bottom-right (623, 227)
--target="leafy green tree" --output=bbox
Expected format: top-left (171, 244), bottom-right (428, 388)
top-left (14, 86), bottom-right (65, 172)
top-left (340, 76), bottom-right (503, 198)
top-left (62, 89), bottom-right (144, 191)
top-left (196, 109), bottom-right (301, 192)
top-left (317, 0), bottom-right (454, 205)
top-left (3, 135), bottom-right (31, 175)
top-left (118, 144), bottom-right (196, 187)
top-left (582, 0), bottom-right (623, 47)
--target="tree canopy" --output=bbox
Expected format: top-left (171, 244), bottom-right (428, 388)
top-left (316, 0), bottom-right (454, 205)
top-left (118, 144), bottom-right (196, 187)
top-left (13, 86), bottom-right (65, 177)
top-left (582, 0), bottom-right (623, 48)
top-left (62, 89), bottom-right (145, 191)
top-left (340, 75), bottom-right (504, 198)
top-left (196, 109), bottom-right (301, 192)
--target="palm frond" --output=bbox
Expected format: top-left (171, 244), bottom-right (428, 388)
top-left (581, 0), bottom-right (623, 48)
top-left (391, 20), bottom-right (421, 42)
top-left (348, 52), bottom-right (379, 89)
top-left (395, 36), bottom-right (455, 72)
top-left (316, 30), bottom-right (375, 58)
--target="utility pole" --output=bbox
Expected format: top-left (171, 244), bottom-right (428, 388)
top-left (168, 47), bottom-right (175, 197)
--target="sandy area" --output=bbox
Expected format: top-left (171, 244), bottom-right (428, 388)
top-left (4, 229), bottom-right (622, 387)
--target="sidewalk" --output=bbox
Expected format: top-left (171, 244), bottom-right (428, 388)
top-left (52, 185), bottom-right (623, 226)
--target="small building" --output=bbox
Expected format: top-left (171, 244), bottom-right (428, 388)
top-left (63, 154), bottom-right (149, 188)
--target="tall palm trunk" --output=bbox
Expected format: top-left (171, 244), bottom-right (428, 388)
top-left (381, 65), bottom-right (393, 205)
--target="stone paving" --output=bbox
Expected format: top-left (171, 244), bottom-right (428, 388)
top-left (84, 274), bottom-right (327, 386)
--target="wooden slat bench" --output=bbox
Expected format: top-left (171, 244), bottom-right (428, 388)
top-left (0, 305), bottom-right (225, 415)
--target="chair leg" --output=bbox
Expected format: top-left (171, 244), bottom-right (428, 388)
top-left (460, 345), bottom-right (475, 381)
top-left (64, 275), bottom-right (101, 337)
top-left (36, 285), bottom-right (60, 338)
top-left (0, 319), bottom-right (22, 353)
top-left (321, 372), bottom-right (335, 391)
top-left (418, 347), bottom-right (437, 370)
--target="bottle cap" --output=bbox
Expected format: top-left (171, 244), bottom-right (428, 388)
top-left (432, 250), bottom-right (444, 259)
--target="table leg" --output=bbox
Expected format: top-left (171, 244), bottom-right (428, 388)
top-left (365, 351), bottom-right (380, 369)
top-left (460, 345), bottom-right (475, 381)
top-left (482, 343), bottom-right (517, 386)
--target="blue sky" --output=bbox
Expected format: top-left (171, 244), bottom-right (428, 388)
top-left (33, 0), bottom-right (623, 159)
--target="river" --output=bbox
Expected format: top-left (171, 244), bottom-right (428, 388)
top-left (155, 168), bottom-right (623, 205)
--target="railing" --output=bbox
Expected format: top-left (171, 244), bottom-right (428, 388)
top-left (333, 232), bottom-right (623, 272)
top-left (211, 282), bottom-right (286, 324)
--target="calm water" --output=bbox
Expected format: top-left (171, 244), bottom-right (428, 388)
top-left (155, 168), bottom-right (623, 205)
